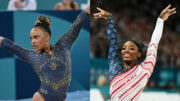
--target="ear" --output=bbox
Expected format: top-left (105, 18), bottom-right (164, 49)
top-left (45, 33), bottom-right (50, 40)
top-left (138, 52), bottom-right (141, 58)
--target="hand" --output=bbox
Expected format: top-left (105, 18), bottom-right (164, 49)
top-left (0, 36), bottom-right (5, 46)
top-left (14, 1), bottom-right (24, 9)
top-left (93, 7), bottom-right (112, 19)
top-left (159, 4), bottom-right (176, 21)
top-left (84, 5), bottom-right (90, 14)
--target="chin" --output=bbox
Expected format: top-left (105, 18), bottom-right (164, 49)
top-left (123, 58), bottom-right (134, 63)
top-left (34, 48), bottom-right (39, 51)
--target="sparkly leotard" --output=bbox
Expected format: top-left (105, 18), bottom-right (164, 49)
top-left (1, 11), bottom-right (89, 101)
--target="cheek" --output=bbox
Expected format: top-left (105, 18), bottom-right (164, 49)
top-left (131, 51), bottom-right (139, 59)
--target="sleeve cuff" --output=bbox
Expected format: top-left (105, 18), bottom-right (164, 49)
top-left (157, 18), bottom-right (164, 23)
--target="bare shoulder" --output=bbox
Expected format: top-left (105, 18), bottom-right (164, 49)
top-left (74, 2), bottom-right (79, 10)
top-left (54, 2), bottom-right (63, 10)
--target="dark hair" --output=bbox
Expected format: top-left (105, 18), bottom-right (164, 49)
top-left (70, 1), bottom-right (75, 10)
top-left (34, 16), bottom-right (51, 36)
top-left (118, 39), bottom-right (148, 64)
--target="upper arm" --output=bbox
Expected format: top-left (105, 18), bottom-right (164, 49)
top-left (74, 2), bottom-right (79, 10)
top-left (143, 43), bottom-right (158, 69)
top-left (54, 3), bottom-right (61, 10)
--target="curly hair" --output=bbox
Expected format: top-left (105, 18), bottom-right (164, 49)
top-left (117, 39), bottom-right (148, 64)
top-left (34, 16), bottom-right (51, 36)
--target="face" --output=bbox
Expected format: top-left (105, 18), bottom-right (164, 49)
top-left (30, 27), bottom-right (50, 51)
top-left (121, 41), bottom-right (141, 63)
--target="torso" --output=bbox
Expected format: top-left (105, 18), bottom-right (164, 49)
top-left (31, 46), bottom-right (71, 101)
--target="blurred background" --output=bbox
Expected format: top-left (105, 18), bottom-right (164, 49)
top-left (90, 0), bottom-right (180, 101)
top-left (0, 10), bottom-right (89, 101)
top-left (0, 0), bottom-right (90, 10)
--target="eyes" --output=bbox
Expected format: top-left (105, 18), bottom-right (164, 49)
top-left (122, 46), bottom-right (135, 51)
top-left (30, 35), bottom-right (39, 40)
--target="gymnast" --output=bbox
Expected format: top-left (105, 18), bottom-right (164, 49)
top-left (0, 6), bottom-right (89, 101)
top-left (94, 4), bottom-right (176, 101)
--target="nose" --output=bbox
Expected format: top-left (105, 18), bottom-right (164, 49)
top-left (123, 47), bottom-right (129, 53)
top-left (31, 39), bottom-right (35, 45)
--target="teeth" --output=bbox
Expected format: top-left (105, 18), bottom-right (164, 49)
top-left (124, 54), bottom-right (130, 56)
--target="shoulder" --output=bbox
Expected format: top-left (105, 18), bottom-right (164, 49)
top-left (74, 2), bottom-right (79, 10)
top-left (54, 2), bottom-right (63, 10)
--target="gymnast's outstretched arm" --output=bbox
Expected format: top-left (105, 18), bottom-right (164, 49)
top-left (0, 36), bottom-right (34, 64)
top-left (144, 5), bottom-right (176, 68)
top-left (55, 6), bottom-right (90, 50)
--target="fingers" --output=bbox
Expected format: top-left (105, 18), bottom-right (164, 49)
top-left (169, 11), bottom-right (176, 16)
top-left (168, 8), bottom-right (176, 16)
top-left (165, 4), bottom-right (171, 11)
top-left (97, 7), bottom-right (104, 12)
top-left (169, 8), bottom-right (176, 12)
top-left (93, 13), bottom-right (101, 17)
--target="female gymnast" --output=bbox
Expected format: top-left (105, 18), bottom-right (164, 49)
top-left (54, 0), bottom-right (79, 10)
top-left (94, 5), bottom-right (176, 101)
top-left (0, 6), bottom-right (89, 101)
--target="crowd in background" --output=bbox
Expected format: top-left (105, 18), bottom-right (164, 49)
top-left (91, 0), bottom-right (180, 68)
top-left (90, 0), bottom-right (180, 92)
top-left (6, 0), bottom-right (90, 10)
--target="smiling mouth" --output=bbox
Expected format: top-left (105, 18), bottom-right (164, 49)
top-left (123, 53), bottom-right (131, 58)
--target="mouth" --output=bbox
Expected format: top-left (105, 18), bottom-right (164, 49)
top-left (123, 53), bottom-right (131, 58)
top-left (32, 45), bottom-right (37, 49)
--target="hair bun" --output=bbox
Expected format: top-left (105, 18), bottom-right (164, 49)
top-left (35, 16), bottom-right (51, 27)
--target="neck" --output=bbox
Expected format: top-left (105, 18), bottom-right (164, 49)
top-left (43, 43), bottom-right (53, 55)
top-left (123, 61), bottom-right (137, 69)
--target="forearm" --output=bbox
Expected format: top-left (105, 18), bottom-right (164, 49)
top-left (56, 11), bottom-right (89, 49)
top-left (150, 18), bottom-right (164, 44)
top-left (107, 16), bottom-right (119, 65)
top-left (67, 11), bottom-right (89, 36)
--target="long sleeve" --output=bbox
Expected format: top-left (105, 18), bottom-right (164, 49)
top-left (107, 16), bottom-right (124, 81)
top-left (142, 18), bottom-right (164, 74)
top-left (55, 11), bottom-right (89, 50)
top-left (1, 39), bottom-right (34, 64)
top-left (107, 16), bottom-right (122, 68)
top-left (150, 18), bottom-right (164, 44)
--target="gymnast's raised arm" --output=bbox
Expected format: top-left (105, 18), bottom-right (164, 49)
top-left (150, 4), bottom-right (176, 44)
top-left (55, 6), bottom-right (90, 50)
top-left (144, 5), bottom-right (176, 67)
top-left (93, 7), bottom-right (121, 67)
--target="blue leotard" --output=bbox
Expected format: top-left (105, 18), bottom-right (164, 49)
top-left (106, 16), bottom-right (129, 81)
top-left (1, 11), bottom-right (89, 101)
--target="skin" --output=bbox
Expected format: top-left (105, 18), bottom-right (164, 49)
top-left (15, 0), bottom-right (25, 9)
top-left (0, 5), bottom-right (89, 101)
top-left (30, 27), bottom-right (52, 54)
top-left (121, 41), bottom-right (141, 69)
top-left (54, 0), bottom-right (79, 10)
top-left (31, 6), bottom-right (90, 101)
top-left (93, 4), bottom-right (176, 69)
